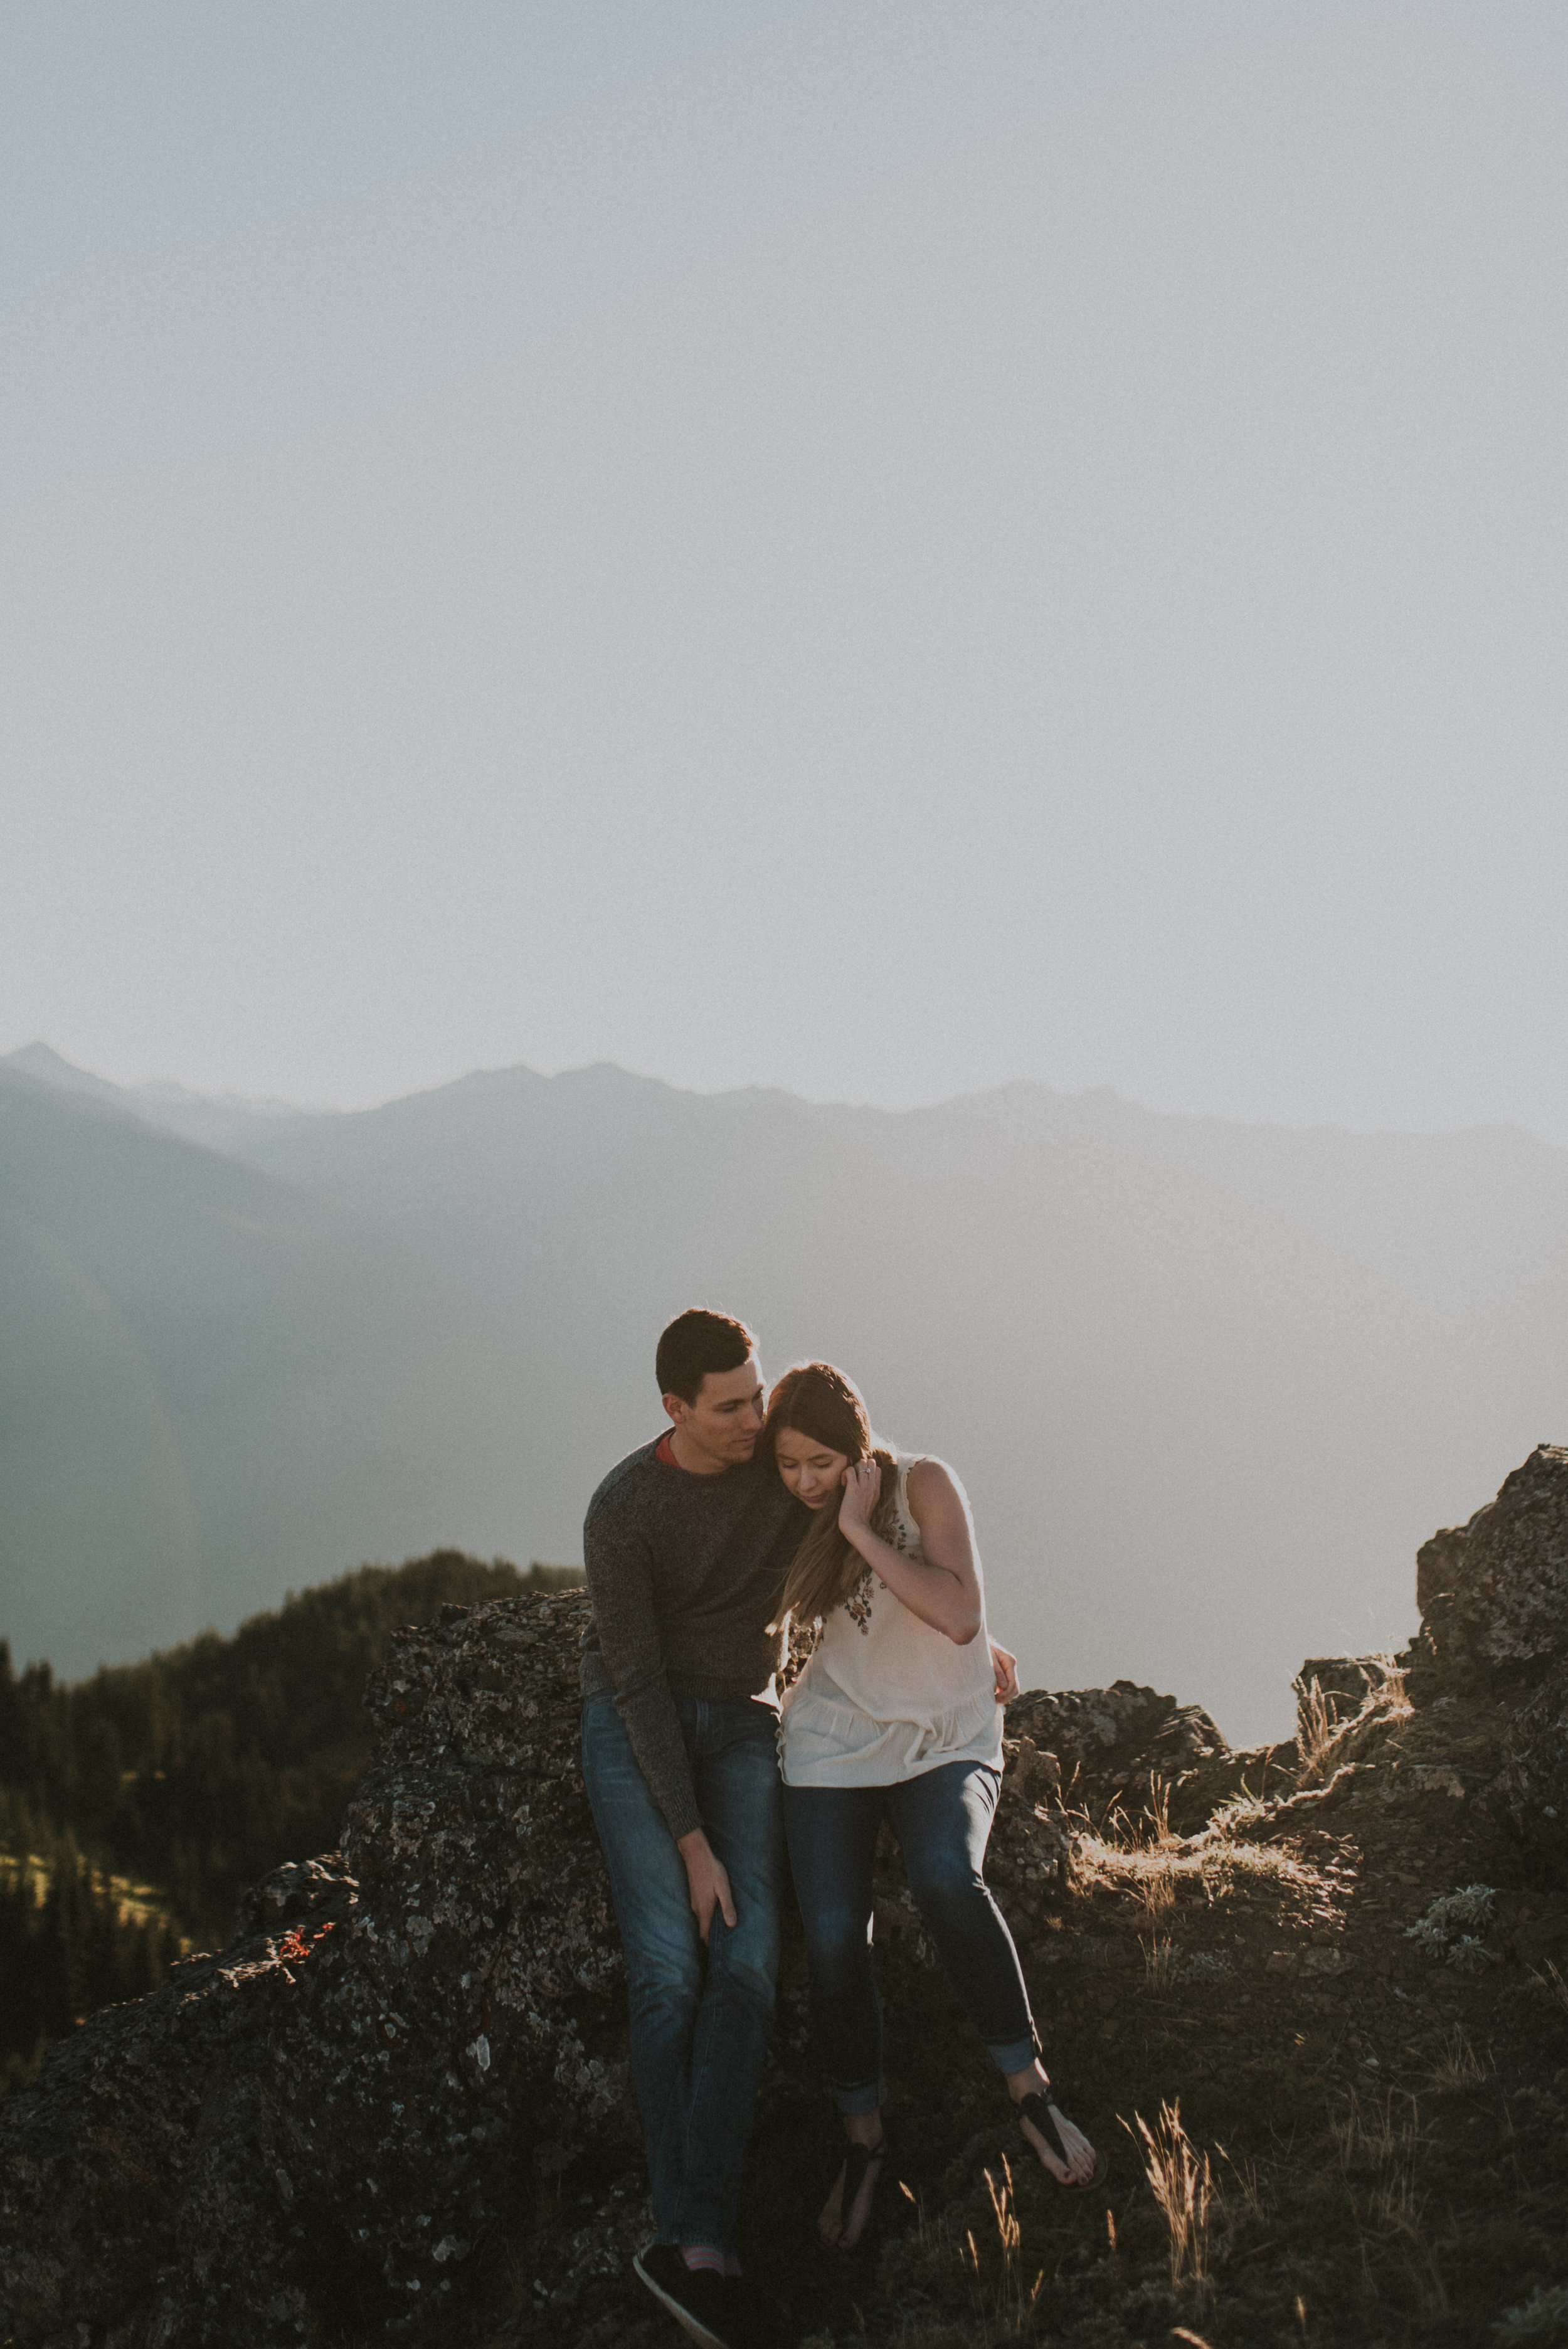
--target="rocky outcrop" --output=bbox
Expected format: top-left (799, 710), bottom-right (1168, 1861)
top-left (1005, 1680), bottom-right (1234, 1829)
top-left (1407, 1443), bottom-right (1568, 1870)
top-left (1415, 1442), bottom-right (1568, 1684)
top-left (0, 1591), bottom-right (621, 2345)
top-left (5, 1448), bottom-right (1568, 2348)
top-left (1004, 1677), bottom-right (1301, 1840)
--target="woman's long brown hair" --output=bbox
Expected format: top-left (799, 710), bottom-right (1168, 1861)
top-left (762, 1362), bottom-right (898, 1630)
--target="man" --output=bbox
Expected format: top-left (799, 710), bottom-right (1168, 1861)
top-left (581, 1308), bottom-right (802, 2349)
top-left (581, 1309), bottom-right (1017, 2349)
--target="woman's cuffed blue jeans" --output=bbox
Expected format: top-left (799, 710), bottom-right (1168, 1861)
top-left (781, 1760), bottom-right (1036, 2115)
top-left (581, 1690), bottom-right (783, 2256)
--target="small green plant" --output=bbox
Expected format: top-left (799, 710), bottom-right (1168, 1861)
top-left (1494, 2283), bottom-right (1568, 2340)
top-left (1404, 1884), bottom-right (1496, 1959)
top-left (1175, 1949), bottom-right (1234, 1985)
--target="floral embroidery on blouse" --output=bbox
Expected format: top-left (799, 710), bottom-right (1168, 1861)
top-left (841, 1500), bottom-right (920, 1633)
top-left (781, 1614), bottom-right (822, 1681)
top-left (842, 1569), bottom-right (876, 1633)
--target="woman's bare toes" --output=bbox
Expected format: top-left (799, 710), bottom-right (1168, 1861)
top-left (1021, 2104), bottom-right (1098, 2185)
top-left (1019, 2109), bottom-right (1068, 2182)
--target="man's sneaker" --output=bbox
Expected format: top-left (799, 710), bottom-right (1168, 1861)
top-left (633, 2243), bottom-right (738, 2349)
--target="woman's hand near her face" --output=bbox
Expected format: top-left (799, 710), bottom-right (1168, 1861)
top-left (836, 1454), bottom-right (985, 1646)
top-left (837, 1455), bottom-right (881, 1537)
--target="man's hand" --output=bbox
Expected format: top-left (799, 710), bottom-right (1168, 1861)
top-left (990, 1641), bottom-right (1019, 1704)
top-left (676, 1827), bottom-right (737, 1944)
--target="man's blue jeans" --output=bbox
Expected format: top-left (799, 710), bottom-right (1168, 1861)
top-left (581, 1690), bottom-right (783, 2256)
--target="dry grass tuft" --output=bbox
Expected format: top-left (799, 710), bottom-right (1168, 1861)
top-left (1100, 1773), bottom-right (1177, 1856)
top-left (1297, 1676), bottom-right (1336, 1774)
top-left (1142, 1933), bottom-right (1177, 1993)
top-left (1332, 2086), bottom-right (1449, 2316)
top-left (1214, 2140), bottom-right (1271, 2224)
top-left (1528, 1958), bottom-right (1568, 2017)
top-left (1135, 1862), bottom-right (1176, 1920)
top-left (956, 2158), bottom-right (1044, 2343)
top-left (1126, 2099), bottom-right (1214, 2297)
top-left (1369, 1652), bottom-right (1411, 1714)
top-left (1296, 1656), bottom-right (1412, 1788)
top-left (1428, 2023), bottom-right (1491, 2090)
top-left (1076, 1818), bottom-right (1310, 1916)
top-left (1332, 2083), bottom-right (1424, 2180)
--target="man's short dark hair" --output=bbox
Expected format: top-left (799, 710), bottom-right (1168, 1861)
top-left (657, 1308), bottom-right (757, 1406)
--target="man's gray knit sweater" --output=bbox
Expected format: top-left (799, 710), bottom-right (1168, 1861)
top-left (580, 1438), bottom-right (810, 1840)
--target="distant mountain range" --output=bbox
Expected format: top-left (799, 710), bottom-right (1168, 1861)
top-left (3, 1044), bottom-right (1564, 1740)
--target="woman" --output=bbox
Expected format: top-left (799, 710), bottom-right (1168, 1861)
top-left (765, 1362), bottom-right (1104, 2251)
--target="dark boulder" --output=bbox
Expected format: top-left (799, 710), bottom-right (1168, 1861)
top-left (1416, 1444), bottom-right (1568, 1687)
top-left (0, 1589), bottom-right (625, 2346)
top-left (1005, 1678), bottom-right (1230, 1832)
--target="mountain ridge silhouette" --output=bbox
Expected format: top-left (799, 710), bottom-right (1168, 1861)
top-left (4, 1044), bottom-right (1564, 1741)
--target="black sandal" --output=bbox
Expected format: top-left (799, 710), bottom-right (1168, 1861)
top-left (819, 2129), bottom-right (888, 2252)
top-left (1017, 2091), bottom-right (1109, 2190)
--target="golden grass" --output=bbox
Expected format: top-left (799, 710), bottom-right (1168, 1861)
top-left (950, 2156), bottom-right (1045, 2345)
top-left (1298, 1676), bottom-right (1336, 1775)
top-left (1076, 1821), bottom-right (1311, 1907)
top-left (1141, 1933), bottom-right (1177, 1993)
top-left (1296, 1657), bottom-right (1412, 1788)
top-left (1126, 2099), bottom-right (1214, 2297)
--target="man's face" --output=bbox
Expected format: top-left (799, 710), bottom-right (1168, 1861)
top-left (664, 1355), bottom-right (766, 1469)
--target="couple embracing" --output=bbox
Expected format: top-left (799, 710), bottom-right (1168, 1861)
top-left (581, 1308), bottom-right (1104, 2349)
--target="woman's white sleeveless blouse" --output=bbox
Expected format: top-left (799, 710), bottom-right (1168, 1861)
top-left (778, 1455), bottom-right (1004, 1787)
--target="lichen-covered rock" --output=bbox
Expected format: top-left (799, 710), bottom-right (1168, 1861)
top-left (1005, 1678), bottom-right (1230, 1832)
top-left (235, 1852), bottom-right (356, 1936)
top-left (1416, 1445), bottom-right (1568, 1685)
top-left (0, 1590), bottom-right (625, 2346)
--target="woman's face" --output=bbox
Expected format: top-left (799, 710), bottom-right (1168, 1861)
top-left (773, 1424), bottom-right (852, 1510)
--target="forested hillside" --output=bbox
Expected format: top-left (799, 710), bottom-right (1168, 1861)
top-left (0, 1551), bottom-right (580, 2094)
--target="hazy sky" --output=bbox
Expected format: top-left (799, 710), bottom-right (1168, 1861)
top-left (4, 3), bottom-right (1567, 1130)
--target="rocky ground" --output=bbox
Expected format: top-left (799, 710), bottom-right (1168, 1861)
top-left (3, 1448), bottom-right (1568, 2348)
